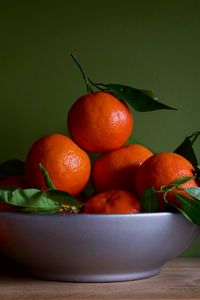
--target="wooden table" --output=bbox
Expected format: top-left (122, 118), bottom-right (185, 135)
top-left (0, 258), bottom-right (200, 299)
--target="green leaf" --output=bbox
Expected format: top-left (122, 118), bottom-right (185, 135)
top-left (0, 159), bottom-right (25, 180)
top-left (170, 176), bottom-right (195, 187)
top-left (185, 187), bottom-right (200, 201)
top-left (71, 54), bottom-right (177, 112)
top-left (173, 193), bottom-right (200, 225)
top-left (141, 187), bottom-right (159, 212)
top-left (0, 187), bottom-right (83, 213)
top-left (174, 131), bottom-right (200, 166)
top-left (0, 188), bottom-right (60, 213)
top-left (140, 89), bottom-right (154, 97)
top-left (39, 163), bottom-right (56, 190)
top-left (45, 189), bottom-right (83, 209)
top-left (160, 176), bottom-right (193, 194)
top-left (96, 83), bottom-right (177, 112)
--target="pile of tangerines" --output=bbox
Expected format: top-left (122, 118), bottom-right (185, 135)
top-left (0, 89), bottom-right (198, 214)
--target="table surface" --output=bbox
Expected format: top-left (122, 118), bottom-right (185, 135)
top-left (0, 258), bottom-right (200, 300)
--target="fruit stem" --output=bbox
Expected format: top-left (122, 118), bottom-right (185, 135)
top-left (71, 53), bottom-right (93, 93)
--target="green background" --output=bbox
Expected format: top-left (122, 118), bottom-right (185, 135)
top-left (0, 0), bottom-right (200, 256)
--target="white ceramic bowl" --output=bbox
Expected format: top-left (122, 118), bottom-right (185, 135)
top-left (0, 212), bottom-right (199, 282)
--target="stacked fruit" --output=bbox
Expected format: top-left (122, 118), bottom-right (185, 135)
top-left (0, 55), bottom-right (199, 224)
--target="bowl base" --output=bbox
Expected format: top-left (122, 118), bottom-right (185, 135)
top-left (29, 268), bottom-right (161, 283)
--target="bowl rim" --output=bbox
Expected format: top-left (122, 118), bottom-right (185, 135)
top-left (0, 211), bottom-right (181, 219)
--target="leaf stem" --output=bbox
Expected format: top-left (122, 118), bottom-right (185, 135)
top-left (71, 53), bottom-right (93, 93)
top-left (87, 79), bottom-right (108, 92)
top-left (39, 163), bottom-right (56, 190)
top-left (188, 131), bottom-right (200, 145)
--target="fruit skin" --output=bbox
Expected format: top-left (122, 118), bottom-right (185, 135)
top-left (135, 152), bottom-right (198, 209)
top-left (92, 144), bottom-right (153, 193)
top-left (25, 134), bottom-right (91, 196)
top-left (0, 175), bottom-right (27, 189)
top-left (0, 203), bottom-right (19, 212)
top-left (83, 190), bottom-right (140, 214)
top-left (67, 91), bottom-right (133, 153)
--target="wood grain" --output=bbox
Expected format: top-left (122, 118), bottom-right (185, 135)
top-left (0, 258), bottom-right (200, 300)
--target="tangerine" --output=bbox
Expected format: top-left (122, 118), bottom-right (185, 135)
top-left (83, 190), bottom-right (140, 214)
top-left (135, 152), bottom-right (198, 209)
top-left (92, 144), bottom-right (153, 193)
top-left (0, 175), bottom-right (27, 189)
top-left (67, 91), bottom-right (133, 153)
top-left (0, 203), bottom-right (19, 212)
top-left (25, 134), bottom-right (91, 196)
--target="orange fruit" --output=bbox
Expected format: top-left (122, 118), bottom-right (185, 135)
top-left (135, 152), bottom-right (198, 209)
top-left (83, 190), bottom-right (140, 214)
top-left (67, 91), bottom-right (133, 153)
top-left (0, 175), bottom-right (27, 189)
top-left (25, 134), bottom-right (91, 196)
top-left (92, 144), bottom-right (153, 193)
top-left (0, 203), bottom-right (19, 212)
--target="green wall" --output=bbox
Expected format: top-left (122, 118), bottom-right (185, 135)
top-left (0, 0), bottom-right (200, 256)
